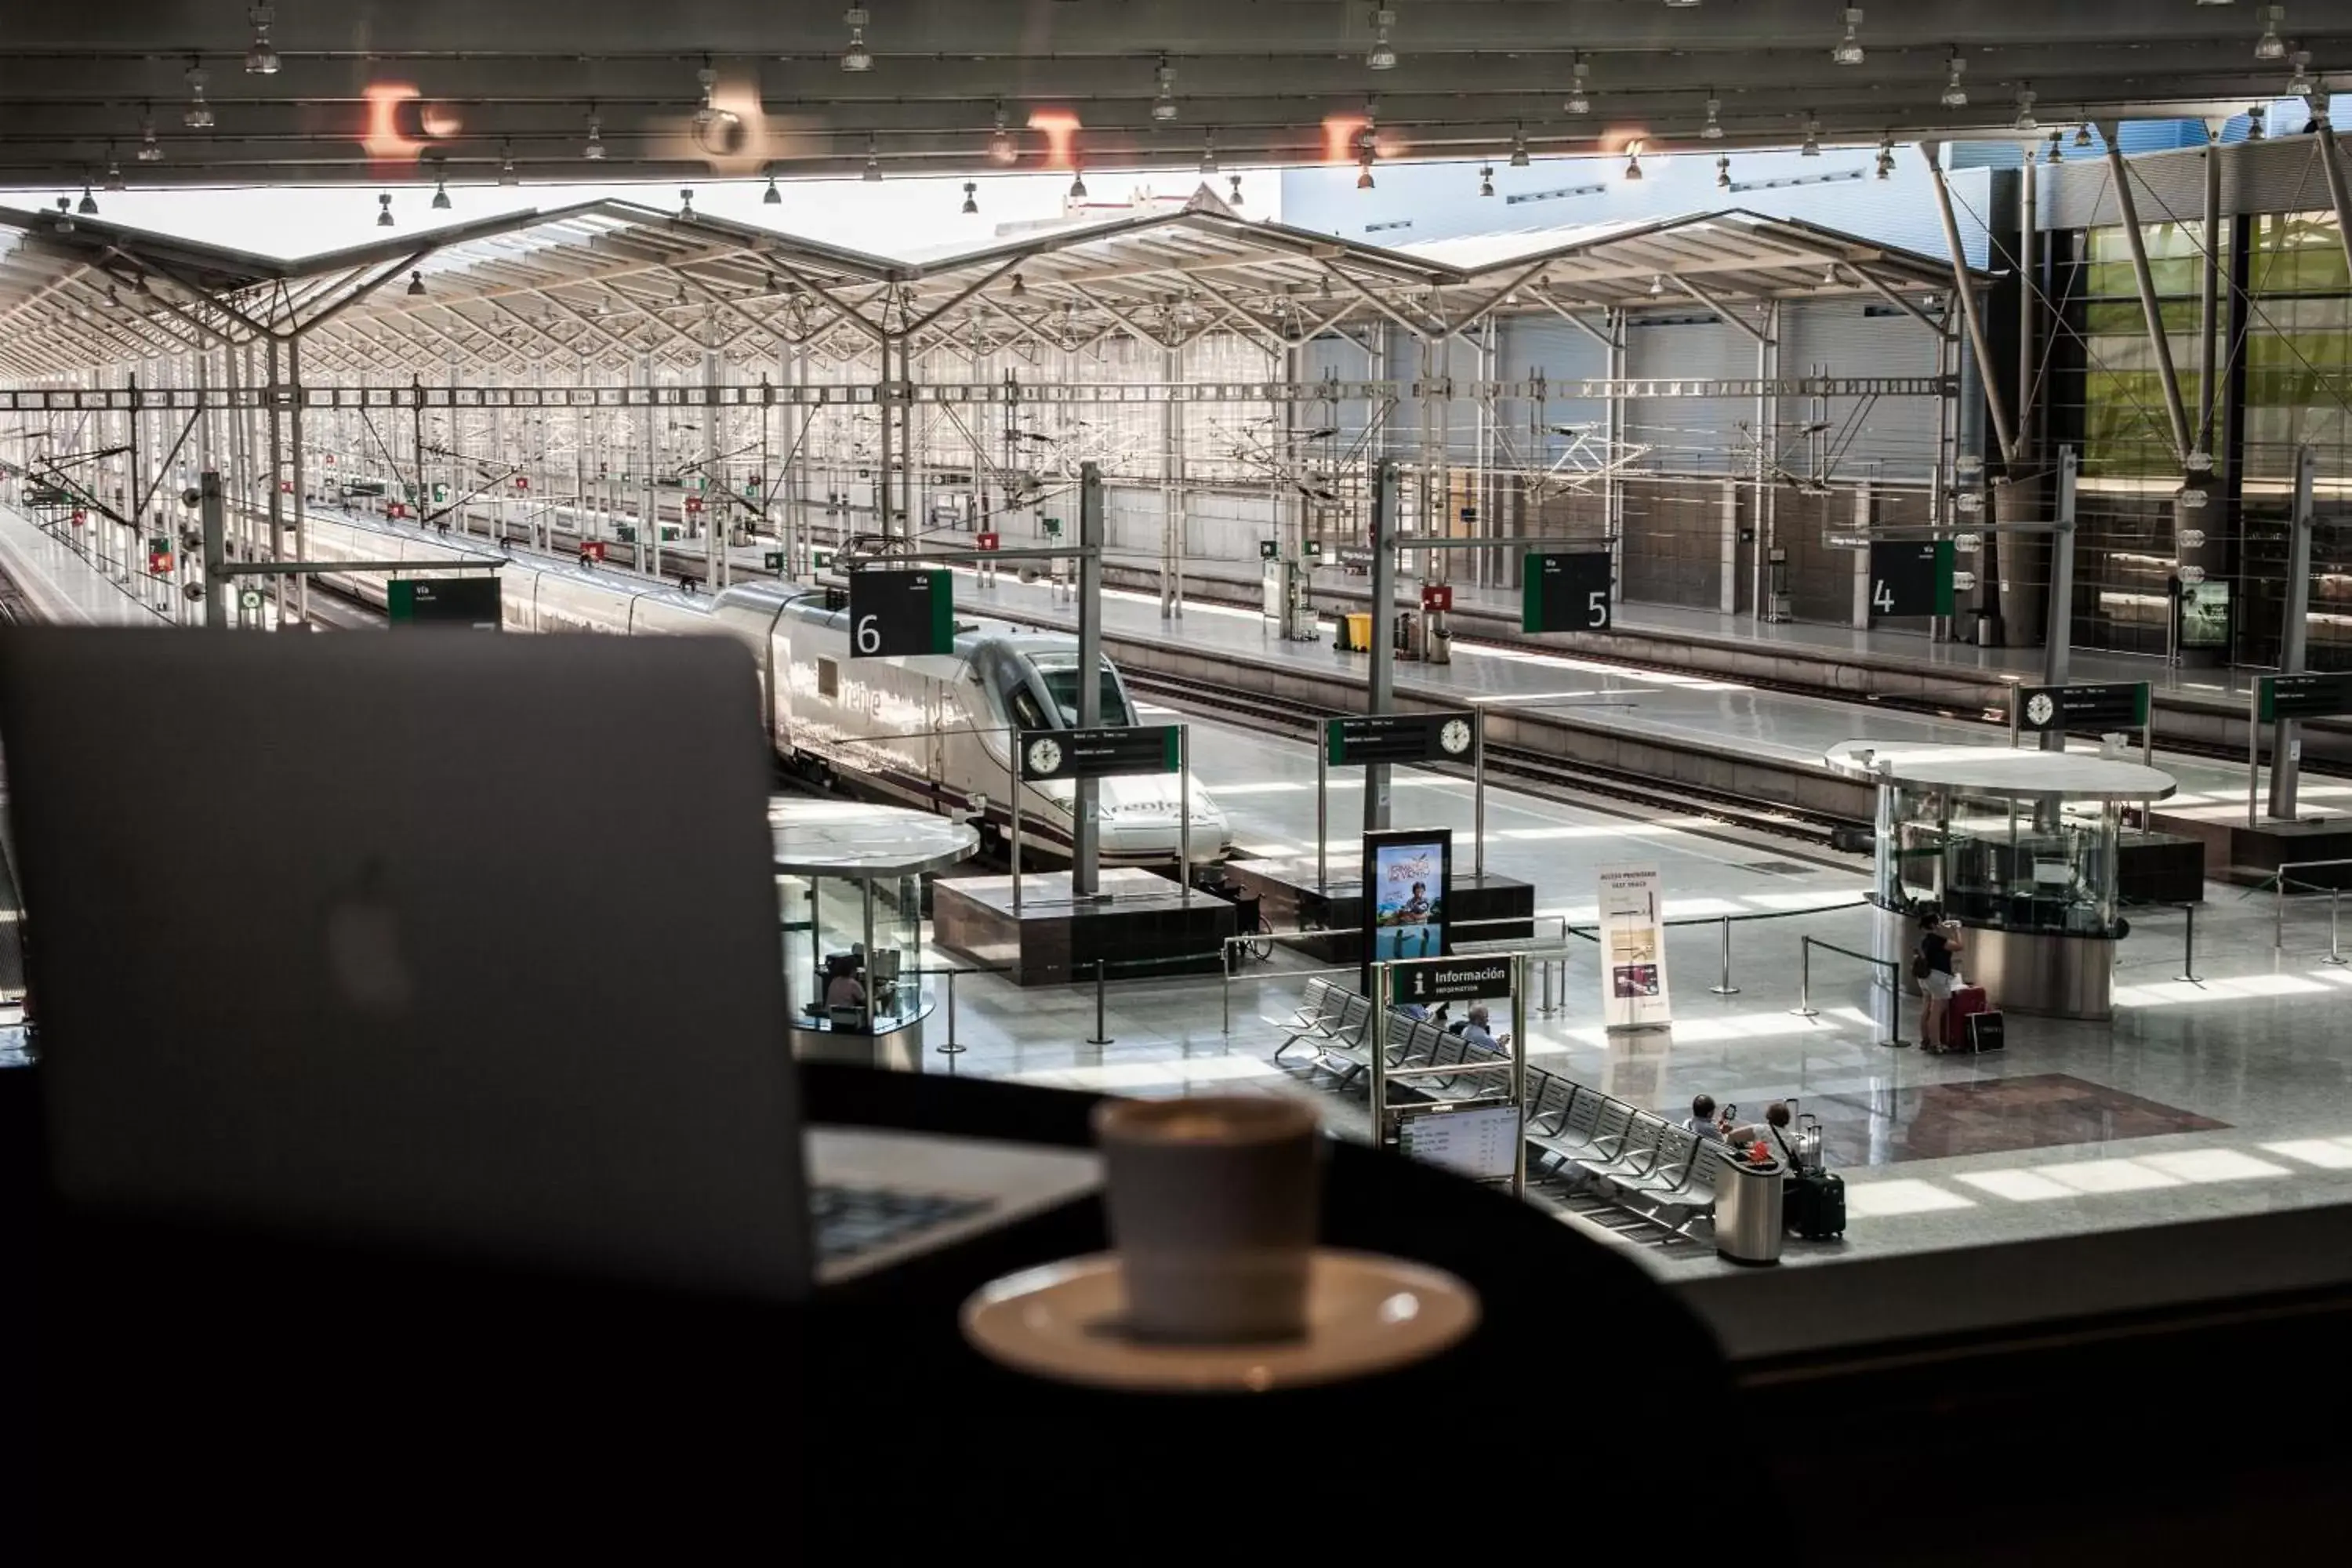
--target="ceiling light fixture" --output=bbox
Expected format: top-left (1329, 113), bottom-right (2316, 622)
top-left (1566, 55), bottom-right (1592, 116)
top-left (1229, 172), bottom-right (1244, 207)
top-left (677, 187), bottom-right (695, 220)
top-left (103, 152), bottom-right (125, 191)
top-left (2074, 122), bottom-right (2094, 150)
top-left (1624, 141), bottom-right (1644, 181)
top-left (1831, 7), bottom-right (1866, 66)
top-left (1153, 55), bottom-right (1178, 122)
top-left (583, 107), bottom-right (607, 162)
top-left (990, 103), bottom-right (1016, 165)
top-left (431, 169), bottom-right (452, 210)
top-left (1010, 272), bottom-right (1025, 298)
top-left (962, 181), bottom-right (978, 215)
top-left (2286, 49), bottom-right (2315, 97)
top-left (2246, 105), bottom-right (2267, 140)
top-left (183, 65), bottom-right (214, 130)
top-left (864, 135), bottom-right (882, 180)
top-left (1940, 53), bottom-right (1968, 108)
top-left (1200, 131), bottom-right (1218, 174)
top-left (763, 170), bottom-right (782, 204)
top-left (1801, 114), bottom-right (1821, 156)
top-left (1070, 164), bottom-right (1088, 200)
top-left (1649, 273), bottom-right (1666, 297)
top-left (1702, 95), bottom-right (1723, 140)
top-left (499, 140), bottom-right (519, 185)
top-left (135, 105), bottom-right (162, 163)
top-left (1367, 6), bottom-right (1398, 71)
top-left (1715, 154), bottom-right (1732, 190)
top-left (2045, 130), bottom-right (2064, 165)
top-left (1510, 123), bottom-right (1531, 167)
top-left (2014, 85), bottom-right (2038, 133)
top-left (1478, 164), bottom-right (1494, 197)
top-left (1875, 136), bottom-right (1896, 178)
top-left (77, 183), bottom-right (98, 216)
top-left (53, 197), bottom-right (74, 235)
top-left (1821, 262), bottom-right (1841, 286)
top-left (694, 62), bottom-right (720, 132)
top-left (245, 4), bottom-right (280, 74)
top-left (1356, 155), bottom-right (1376, 191)
top-left (378, 193), bottom-right (395, 228)
top-left (407, 270), bottom-right (426, 298)
top-left (2256, 6), bottom-right (2285, 61)
top-left (842, 6), bottom-right (873, 72)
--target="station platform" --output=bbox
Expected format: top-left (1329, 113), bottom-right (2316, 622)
top-left (945, 568), bottom-right (2348, 835)
top-left (0, 503), bottom-right (162, 626)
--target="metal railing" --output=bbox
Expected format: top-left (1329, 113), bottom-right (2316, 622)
top-left (1789, 935), bottom-right (1907, 1049)
top-left (2265, 858), bottom-right (2352, 960)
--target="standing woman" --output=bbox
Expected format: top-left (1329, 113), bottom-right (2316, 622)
top-left (1916, 909), bottom-right (1962, 1052)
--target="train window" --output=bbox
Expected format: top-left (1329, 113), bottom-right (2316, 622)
top-left (1007, 685), bottom-right (1047, 731)
top-left (817, 657), bottom-right (840, 699)
top-left (1033, 655), bottom-right (1131, 728)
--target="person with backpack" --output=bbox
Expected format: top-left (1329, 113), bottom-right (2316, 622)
top-left (1913, 909), bottom-right (1962, 1054)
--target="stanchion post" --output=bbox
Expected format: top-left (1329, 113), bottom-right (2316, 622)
top-left (2328, 889), bottom-right (2347, 967)
top-left (1087, 956), bottom-right (1113, 1045)
top-left (1709, 913), bottom-right (1740, 996)
top-left (1368, 963), bottom-right (1389, 1150)
top-left (1178, 722), bottom-right (1192, 905)
top-left (1472, 710), bottom-right (1486, 881)
top-left (1790, 936), bottom-right (1820, 1018)
top-left (1316, 727), bottom-right (1329, 892)
top-left (1221, 942), bottom-right (1233, 1033)
top-left (2276, 873), bottom-right (2288, 953)
top-left (2176, 902), bottom-right (2201, 985)
top-left (1509, 952), bottom-right (1528, 1198)
top-left (935, 969), bottom-right (965, 1058)
top-left (1008, 732), bottom-right (1023, 916)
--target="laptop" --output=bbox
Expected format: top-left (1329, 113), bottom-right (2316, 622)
top-left (0, 628), bottom-right (1095, 1299)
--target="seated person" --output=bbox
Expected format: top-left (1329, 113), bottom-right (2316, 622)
top-left (825, 957), bottom-right (866, 1015)
top-left (1683, 1093), bottom-right (1731, 1143)
top-left (1458, 1005), bottom-right (1512, 1052)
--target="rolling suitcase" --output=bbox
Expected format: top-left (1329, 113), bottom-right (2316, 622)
top-left (1790, 1171), bottom-right (1846, 1240)
top-left (1966, 1009), bottom-right (2005, 1053)
top-left (1944, 984), bottom-right (1989, 1050)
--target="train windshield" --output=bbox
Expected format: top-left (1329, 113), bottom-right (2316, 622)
top-left (1028, 654), bottom-right (1133, 728)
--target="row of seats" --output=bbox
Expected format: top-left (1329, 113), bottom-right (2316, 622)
top-left (1523, 1071), bottom-right (1742, 1236)
top-left (1272, 978), bottom-right (1735, 1236)
top-left (1272, 978), bottom-right (1510, 1096)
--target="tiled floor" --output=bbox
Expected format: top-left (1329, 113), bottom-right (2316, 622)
top-left (916, 707), bottom-right (2352, 1283)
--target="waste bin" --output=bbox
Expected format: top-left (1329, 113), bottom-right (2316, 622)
top-left (1713, 1152), bottom-right (1786, 1265)
top-left (1338, 612), bottom-right (1372, 652)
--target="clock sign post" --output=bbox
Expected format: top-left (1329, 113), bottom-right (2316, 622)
top-left (1315, 710), bottom-right (1484, 891)
top-left (846, 567), bottom-right (954, 658)
top-left (1007, 723), bottom-right (1192, 915)
top-left (2009, 680), bottom-right (2154, 764)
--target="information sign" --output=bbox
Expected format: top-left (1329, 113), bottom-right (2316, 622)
top-left (1017, 724), bottom-right (1180, 782)
top-left (1324, 711), bottom-right (1477, 768)
top-left (1866, 539), bottom-right (1956, 620)
top-left (847, 568), bottom-right (953, 658)
top-left (1420, 584), bottom-right (1453, 613)
top-left (1388, 953), bottom-right (1513, 1007)
top-left (1395, 1103), bottom-right (1521, 1181)
top-left (763, 550), bottom-right (785, 571)
top-left (1523, 550), bottom-right (1613, 633)
top-left (2259, 672), bottom-right (2352, 722)
top-left (2014, 681), bottom-right (2152, 735)
top-left (1598, 863), bottom-right (1671, 1031)
top-left (387, 576), bottom-right (502, 630)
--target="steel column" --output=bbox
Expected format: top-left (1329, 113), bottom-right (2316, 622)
top-left (1073, 461), bottom-right (1105, 897)
top-left (1924, 143), bottom-right (2020, 466)
top-left (1366, 456), bottom-right (1400, 836)
top-left (2040, 448), bottom-right (2078, 753)
top-left (2101, 133), bottom-right (2194, 466)
top-left (2268, 447), bottom-right (2318, 820)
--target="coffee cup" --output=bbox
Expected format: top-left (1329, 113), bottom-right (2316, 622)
top-left (1092, 1094), bottom-right (1323, 1343)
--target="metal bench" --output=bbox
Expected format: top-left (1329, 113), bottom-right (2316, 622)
top-left (1270, 978), bottom-right (1350, 1064)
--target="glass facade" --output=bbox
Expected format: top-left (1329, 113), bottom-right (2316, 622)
top-left (2063, 209), bottom-right (2350, 667)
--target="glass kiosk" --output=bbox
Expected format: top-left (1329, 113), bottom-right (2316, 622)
top-left (1826, 742), bottom-right (2179, 1022)
top-left (771, 799), bottom-right (980, 1070)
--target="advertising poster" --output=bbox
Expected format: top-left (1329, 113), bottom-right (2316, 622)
top-left (1361, 828), bottom-right (1450, 991)
top-left (1598, 862), bottom-right (1671, 1031)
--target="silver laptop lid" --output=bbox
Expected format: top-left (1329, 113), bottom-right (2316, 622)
top-left (0, 629), bottom-right (813, 1301)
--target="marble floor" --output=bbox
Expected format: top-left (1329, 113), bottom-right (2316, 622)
top-left (917, 706), bottom-right (2352, 1283)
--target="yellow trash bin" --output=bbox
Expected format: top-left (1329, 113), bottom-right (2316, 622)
top-left (1341, 612), bottom-right (1373, 651)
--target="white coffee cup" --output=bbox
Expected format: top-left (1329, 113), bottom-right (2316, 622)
top-left (1092, 1095), bottom-right (1323, 1343)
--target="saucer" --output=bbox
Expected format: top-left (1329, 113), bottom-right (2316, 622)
top-left (960, 1248), bottom-right (1479, 1394)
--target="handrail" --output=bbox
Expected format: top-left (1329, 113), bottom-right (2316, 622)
top-left (2267, 858), bottom-right (2352, 954)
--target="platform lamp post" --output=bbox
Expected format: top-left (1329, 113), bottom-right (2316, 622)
top-left (1366, 456), bottom-right (1400, 835)
top-left (1073, 461), bottom-right (1105, 898)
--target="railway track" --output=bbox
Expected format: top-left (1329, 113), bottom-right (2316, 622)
top-left (1124, 667), bottom-right (1858, 853)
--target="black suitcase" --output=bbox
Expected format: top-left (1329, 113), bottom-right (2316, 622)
top-left (1788, 1171), bottom-right (1846, 1240)
top-left (1967, 1010), bottom-right (2005, 1052)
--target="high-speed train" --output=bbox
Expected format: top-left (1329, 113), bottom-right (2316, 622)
top-left (296, 509), bottom-right (1232, 866)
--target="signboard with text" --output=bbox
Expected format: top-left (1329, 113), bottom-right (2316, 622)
top-left (387, 576), bottom-right (503, 630)
top-left (1017, 724), bottom-right (1180, 782)
top-left (1363, 828), bottom-right (1452, 993)
top-left (1523, 550), bottom-right (1613, 633)
top-left (2259, 672), bottom-right (2352, 722)
top-left (1867, 539), bottom-right (1955, 621)
top-left (2014, 681), bottom-right (2152, 735)
top-left (1324, 711), bottom-right (1477, 768)
top-left (847, 568), bottom-right (953, 658)
top-left (1598, 863), bottom-right (1671, 1032)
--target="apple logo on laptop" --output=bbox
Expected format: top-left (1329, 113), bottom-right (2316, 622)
top-left (325, 858), bottom-right (416, 1013)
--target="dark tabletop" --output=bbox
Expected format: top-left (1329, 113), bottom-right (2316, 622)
top-left (9, 1061), bottom-right (1767, 1555)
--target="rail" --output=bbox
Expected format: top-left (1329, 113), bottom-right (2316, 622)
top-left (2261, 858), bottom-right (2352, 957)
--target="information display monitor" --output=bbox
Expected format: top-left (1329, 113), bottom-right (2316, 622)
top-left (1362, 828), bottom-right (1450, 992)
